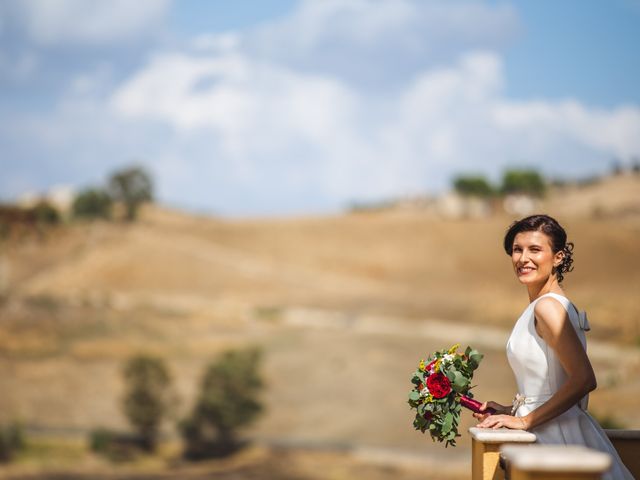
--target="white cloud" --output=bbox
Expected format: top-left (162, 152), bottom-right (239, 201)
top-left (105, 46), bottom-right (640, 211)
top-left (492, 101), bottom-right (640, 159)
top-left (242, 0), bottom-right (520, 86)
top-left (110, 51), bottom-right (358, 161)
top-left (3, 0), bottom-right (640, 215)
top-left (17, 0), bottom-right (171, 46)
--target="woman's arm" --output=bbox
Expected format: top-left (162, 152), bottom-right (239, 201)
top-left (472, 401), bottom-right (511, 422)
top-left (477, 297), bottom-right (597, 430)
top-left (520, 297), bottom-right (597, 429)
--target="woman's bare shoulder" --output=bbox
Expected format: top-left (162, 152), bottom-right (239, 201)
top-left (534, 296), bottom-right (570, 332)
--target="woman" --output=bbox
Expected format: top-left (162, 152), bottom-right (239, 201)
top-left (473, 214), bottom-right (633, 479)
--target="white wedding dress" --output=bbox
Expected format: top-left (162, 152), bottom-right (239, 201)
top-left (506, 292), bottom-right (634, 479)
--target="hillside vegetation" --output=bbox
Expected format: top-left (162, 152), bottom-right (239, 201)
top-left (0, 174), bottom-right (638, 478)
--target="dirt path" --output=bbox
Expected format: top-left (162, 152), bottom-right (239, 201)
top-left (278, 306), bottom-right (640, 368)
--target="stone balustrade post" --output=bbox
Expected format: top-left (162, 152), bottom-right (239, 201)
top-left (469, 427), bottom-right (537, 480)
top-left (500, 444), bottom-right (611, 480)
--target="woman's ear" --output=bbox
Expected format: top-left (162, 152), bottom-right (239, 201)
top-left (553, 250), bottom-right (564, 267)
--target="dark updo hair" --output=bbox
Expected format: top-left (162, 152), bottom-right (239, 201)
top-left (503, 214), bottom-right (574, 283)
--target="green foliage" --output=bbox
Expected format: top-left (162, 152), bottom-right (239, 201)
top-left (0, 421), bottom-right (25, 463)
top-left (501, 169), bottom-right (547, 197)
top-left (122, 354), bottom-right (172, 452)
top-left (88, 428), bottom-right (140, 462)
top-left (89, 427), bottom-right (114, 453)
top-left (32, 201), bottom-right (60, 225)
top-left (181, 347), bottom-right (264, 459)
top-left (108, 166), bottom-right (153, 221)
top-left (452, 175), bottom-right (494, 197)
top-left (72, 188), bottom-right (112, 220)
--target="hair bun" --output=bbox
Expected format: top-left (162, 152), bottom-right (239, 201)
top-left (558, 241), bottom-right (575, 282)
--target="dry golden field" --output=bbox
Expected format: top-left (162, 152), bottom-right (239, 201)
top-left (0, 174), bottom-right (638, 479)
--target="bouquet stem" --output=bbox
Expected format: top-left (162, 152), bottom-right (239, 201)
top-left (460, 395), bottom-right (496, 414)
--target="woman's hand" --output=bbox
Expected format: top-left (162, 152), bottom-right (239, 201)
top-left (476, 413), bottom-right (529, 430)
top-left (472, 401), bottom-right (510, 423)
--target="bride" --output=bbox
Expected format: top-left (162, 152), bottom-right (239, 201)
top-left (473, 214), bottom-right (633, 479)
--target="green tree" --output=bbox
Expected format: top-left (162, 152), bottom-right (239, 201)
top-left (122, 355), bottom-right (172, 452)
top-left (452, 175), bottom-right (494, 197)
top-left (108, 166), bottom-right (153, 221)
top-left (181, 347), bottom-right (264, 459)
top-left (501, 169), bottom-right (546, 197)
top-left (72, 188), bottom-right (112, 220)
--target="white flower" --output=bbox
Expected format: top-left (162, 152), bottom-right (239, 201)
top-left (443, 354), bottom-right (455, 364)
top-left (420, 386), bottom-right (430, 397)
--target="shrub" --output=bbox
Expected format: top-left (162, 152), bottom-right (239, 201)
top-left (32, 201), bottom-right (60, 225)
top-left (122, 355), bottom-right (172, 452)
top-left (181, 347), bottom-right (264, 459)
top-left (0, 422), bottom-right (25, 463)
top-left (89, 428), bottom-right (141, 462)
top-left (72, 188), bottom-right (112, 220)
top-left (89, 427), bottom-right (115, 454)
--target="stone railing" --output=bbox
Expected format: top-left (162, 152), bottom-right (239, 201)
top-left (469, 427), bottom-right (536, 480)
top-left (604, 429), bottom-right (640, 478)
top-left (500, 444), bottom-right (611, 480)
top-left (470, 427), bottom-right (639, 479)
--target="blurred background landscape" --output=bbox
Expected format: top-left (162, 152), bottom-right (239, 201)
top-left (1, 1), bottom-right (640, 479)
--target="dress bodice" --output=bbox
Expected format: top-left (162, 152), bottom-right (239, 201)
top-left (506, 292), bottom-right (588, 411)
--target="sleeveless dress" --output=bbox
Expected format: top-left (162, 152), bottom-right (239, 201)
top-left (506, 292), bottom-right (634, 479)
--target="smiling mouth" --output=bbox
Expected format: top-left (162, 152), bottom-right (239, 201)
top-left (517, 266), bottom-right (536, 275)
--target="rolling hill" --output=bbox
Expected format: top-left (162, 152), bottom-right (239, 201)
top-left (0, 173), bottom-right (638, 477)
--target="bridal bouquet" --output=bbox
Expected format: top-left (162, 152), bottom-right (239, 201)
top-left (408, 344), bottom-right (491, 447)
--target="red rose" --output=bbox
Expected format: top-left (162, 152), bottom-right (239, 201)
top-left (425, 360), bottom-right (437, 371)
top-left (426, 372), bottom-right (452, 399)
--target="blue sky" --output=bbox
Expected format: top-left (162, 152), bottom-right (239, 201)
top-left (1, 0), bottom-right (639, 216)
top-left (505, 1), bottom-right (640, 107)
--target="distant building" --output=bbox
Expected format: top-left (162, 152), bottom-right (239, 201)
top-left (17, 185), bottom-right (75, 216)
top-left (436, 192), bottom-right (492, 219)
top-left (503, 194), bottom-right (539, 216)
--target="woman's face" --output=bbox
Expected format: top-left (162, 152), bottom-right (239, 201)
top-left (511, 230), bottom-right (563, 285)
